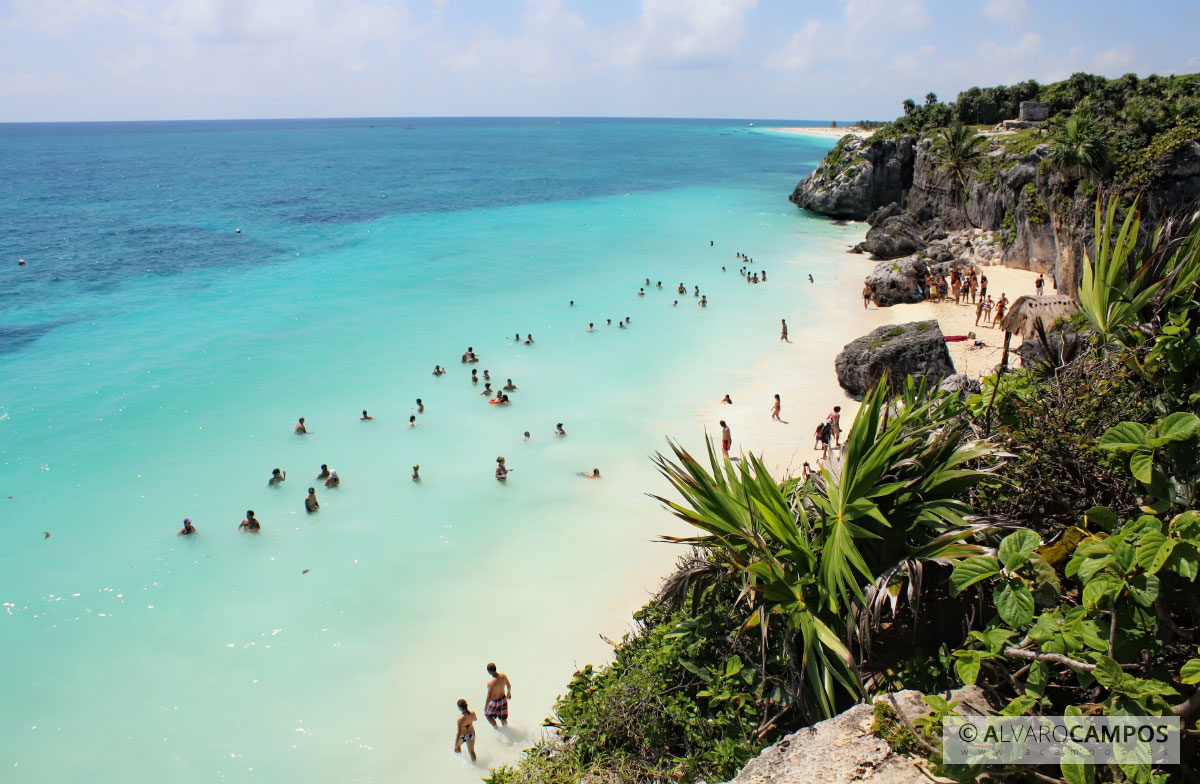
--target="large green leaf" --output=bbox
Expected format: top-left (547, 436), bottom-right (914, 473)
top-left (998, 530), bottom-right (1040, 571)
top-left (1181, 657), bottom-right (1200, 685)
top-left (1128, 449), bottom-right (1155, 484)
top-left (1154, 411), bottom-right (1200, 443)
top-left (994, 581), bottom-right (1035, 628)
top-left (1099, 421), bottom-right (1148, 451)
top-left (949, 556), bottom-right (1000, 595)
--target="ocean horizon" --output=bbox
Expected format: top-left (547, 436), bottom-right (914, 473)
top-left (0, 117), bottom-right (855, 782)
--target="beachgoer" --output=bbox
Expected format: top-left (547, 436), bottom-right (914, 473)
top-left (638, 288), bottom-right (645, 296)
top-left (578, 468), bottom-right (601, 478)
top-left (808, 274), bottom-right (814, 283)
top-left (495, 457), bottom-right (509, 481)
top-left (524, 334), bottom-right (534, 345)
top-left (700, 295), bottom-right (707, 307)
top-left (587, 322), bottom-right (595, 331)
top-left (317, 464), bottom-right (330, 480)
top-left (863, 284), bottom-right (872, 309)
top-left (239, 510), bottom-right (261, 533)
top-left (1035, 274), bottom-right (1045, 295)
top-left (678, 283), bottom-right (686, 294)
top-left (720, 420), bottom-right (732, 456)
top-left (484, 663), bottom-right (512, 728)
top-left (416, 398), bottom-right (424, 413)
top-left (993, 294), bottom-right (1008, 327)
top-left (761, 271), bottom-right (767, 282)
top-left (694, 286), bottom-right (700, 297)
top-left (433, 365), bottom-right (445, 375)
top-left (361, 409), bottom-right (374, 420)
top-left (504, 379), bottom-right (517, 391)
top-left (268, 467), bottom-right (286, 486)
top-left (325, 471), bottom-right (340, 488)
top-left (483, 370), bottom-right (491, 381)
top-left (606, 319), bottom-right (612, 326)
top-left (454, 699), bottom-right (478, 762)
top-left (780, 319), bottom-right (788, 342)
top-left (672, 300), bottom-right (678, 307)
top-left (770, 394), bottom-right (781, 422)
top-left (294, 417), bottom-right (307, 435)
top-left (412, 465), bottom-right (420, 482)
top-left (801, 462), bottom-right (813, 481)
top-left (817, 420), bottom-right (832, 460)
top-left (979, 275), bottom-right (989, 299)
top-left (645, 278), bottom-right (651, 286)
top-left (555, 423), bottom-right (566, 436)
top-left (481, 383), bottom-right (493, 396)
top-left (618, 321), bottom-right (626, 329)
top-left (975, 297), bottom-right (985, 326)
top-left (569, 300), bottom-right (574, 306)
top-left (178, 518), bottom-right (196, 536)
top-left (409, 415), bottom-right (418, 427)
top-left (523, 431), bottom-right (531, 440)
top-left (721, 394), bottom-right (732, 404)
top-left (471, 369), bottom-right (478, 384)
top-left (305, 488), bottom-right (319, 513)
top-left (656, 281), bottom-right (662, 288)
top-left (830, 406), bottom-right (842, 448)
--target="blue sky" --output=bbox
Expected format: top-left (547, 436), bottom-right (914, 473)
top-left (0, 0), bottom-right (1197, 122)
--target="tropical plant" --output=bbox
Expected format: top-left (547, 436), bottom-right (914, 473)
top-left (651, 376), bottom-right (999, 722)
top-left (1048, 113), bottom-right (1113, 176)
top-left (930, 123), bottom-right (987, 226)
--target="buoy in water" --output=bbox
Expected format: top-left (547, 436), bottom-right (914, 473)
top-left (235, 228), bottom-right (242, 234)
top-left (18, 259), bottom-right (25, 265)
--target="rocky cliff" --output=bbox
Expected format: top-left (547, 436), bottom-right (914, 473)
top-left (792, 131), bottom-right (1200, 296)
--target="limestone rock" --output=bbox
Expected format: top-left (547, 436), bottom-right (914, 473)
top-left (855, 213), bottom-right (926, 259)
top-left (864, 256), bottom-right (929, 307)
top-left (722, 704), bottom-right (932, 784)
top-left (790, 136), bottom-right (915, 221)
top-left (835, 321), bottom-right (955, 400)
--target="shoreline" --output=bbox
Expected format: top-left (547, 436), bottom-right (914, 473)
top-left (764, 126), bottom-right (873, 140)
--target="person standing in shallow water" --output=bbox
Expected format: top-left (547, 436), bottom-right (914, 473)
top-left (305, 488), bottom-right (319, 513)
top-left (238, 510), bottom-right (260, 533)
top-left (484, 663), bottom-right (512, 728)
top-left (178, 518), bottom-right (196, 536)
top-left (294, 417), bottom-right (308, 434)
top-left (454, 699), bottom-right (477, 762)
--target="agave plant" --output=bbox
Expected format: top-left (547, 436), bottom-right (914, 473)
top-left (1078, 197), bottom-right (1200, 347)
top-left (651, 375), bottom-right (999, 721)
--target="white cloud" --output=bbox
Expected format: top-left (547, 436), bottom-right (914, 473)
top-left (764, 0), bottom-right (931, 73)
top-left (980, 0), bottom-right (1027, 26)
top-left (614, 0), bottom-right (759, 68)
top-left (1091, 44), bottom-right (1135, 73)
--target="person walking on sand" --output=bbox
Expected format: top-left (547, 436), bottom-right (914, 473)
top-left (454, 699), bottom-right (478, 762)
top-left (720, 420), bottom-right (732, 456)
top-left (829, 406), bottom-right (842, 448)
top-left (863, 284), bottom-right (872, 309)
top-left (484, 662), bottom-right (513, 728)
top-left (780, 319), bottom-right (788, 342)
top-left (770, 394), bottom-right (782, 422)
top-left (1035, 273), bottom-right (1045, 295)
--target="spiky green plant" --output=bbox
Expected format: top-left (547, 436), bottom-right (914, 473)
top-left (1048, 114), bottom-right (1113, 175)
top-left (651, 376), bottom-right (998, 721)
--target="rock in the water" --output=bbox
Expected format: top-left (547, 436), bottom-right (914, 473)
top-left (855, 213), bottom-right (926, 259)
top-left (864, 256), bottom-right (929, 307)
top-left (835, 321), bottom-right (955, 400)
top-left (790, 135), bottom-right (915, 221)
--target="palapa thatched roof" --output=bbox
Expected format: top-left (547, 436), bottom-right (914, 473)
top-left (1000, 294), bottom-right (1079, 339)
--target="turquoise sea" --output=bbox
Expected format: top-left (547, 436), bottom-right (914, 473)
top-left (0, 118), bottom-right (854, 782)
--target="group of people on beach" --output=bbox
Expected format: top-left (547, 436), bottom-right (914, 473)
top-left (454, 663), bottom-right (514, 762)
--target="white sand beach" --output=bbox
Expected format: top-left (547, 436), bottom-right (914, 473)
top-left (766, 126), bottom-right (874, 140)
top-left (703, 252), bottom-right (1042, 477)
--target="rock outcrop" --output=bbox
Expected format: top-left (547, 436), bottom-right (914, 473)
top-left (723, 687), bottom-right (990, 784)
top-left (790, 135), bottom-right (915, 220)
top-left (790, 128), bottom-right (1200, 296)
top-left (835, 321), bottom-right (955, 400)
top-left (864, 257), bottom-right (930, 306)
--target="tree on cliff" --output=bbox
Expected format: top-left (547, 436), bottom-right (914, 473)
top-left (902, 98), bottom-right (916, 116)
top-left (1048, 114), bottom-right (1113, 177)
top-left (925, 92), bottom-right (938, 106)
top-left (930, 123), bottom-right (987, 227)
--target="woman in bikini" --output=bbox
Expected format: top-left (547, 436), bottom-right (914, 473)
top-left (454, 699), bottom-right (478, 762)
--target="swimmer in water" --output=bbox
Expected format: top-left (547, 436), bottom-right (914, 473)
top-left (587, 322), bottom-right (595, 331)
top-left (503, 379), bottom-right (517, 391)
top-left (694, 286), bottom-right (700, 297)
top-left (618, 320), bottom-right (626, 329)
top-left (808, 274), bottom-right (814, 283)
top-left (656, 281), bottom-right (662, 288)
top-left (361, 410), bottom-right (374, 420)
top-left (700, 295), bottom-right (707, 307)
top-left (672, 300), bottom-right (678, 307)
top-left (497, 393), bottom-right (510, 404)
top-left (294, 417), bottom-right (308, 435)
top-left (678, 283), bottom-right (686, 294)
top-left (638, 288), bottom-right (645, 296)
top-left (471, 369), bottom-right (479, 384)
top-left (483, 369), bottom-right (490, 381)
top-left (416, 398), bottom-right (424, 413)
top-left (524, 334), bottom-right (534, 344)
top-left (569, 300), bottom-right (574, 306)
top-left (454, 699), bottom-right (478, 762)
top-left (268, 467), bottom-right (286, 486)
top-left (317, 464), bottom-right (330, 480)
top-left (480, 383), bottom-right (493, 396)
top-left (495, 457), bottom-right (509, 481)
top-left (721, 394), bottom-right (732, 404)
top-left (523, 431), bottom-right (531, 440)
top-left (555, 423), bottom-right (566, 436)
top-left (645, 278), bottom-right (651, 286)
top-left (238, 510), bottom-right (261, 533)
top-left (305, 488), bottom-right (319, 513)
top-left (409, 415), bottom-right (418, 427)
top-left (433, 365), bottom-right (445, 375)
top-left (412, 465), bottom-right (420, 482)
top-left (324, 471), bottom-right (340, 488)
top-left (178, 518), bottom-right (196, 536)
top-left (578, 468), bottom-right (601, 478)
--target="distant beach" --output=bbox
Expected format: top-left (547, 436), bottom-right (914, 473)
top-left (765, 125), bottom-right (874, 140)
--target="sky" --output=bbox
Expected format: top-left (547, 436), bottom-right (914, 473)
top-left (0, 0), bottom-right (1197, 122)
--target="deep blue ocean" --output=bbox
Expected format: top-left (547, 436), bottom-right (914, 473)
top-left (0, 118), bottom-right (846, 782)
